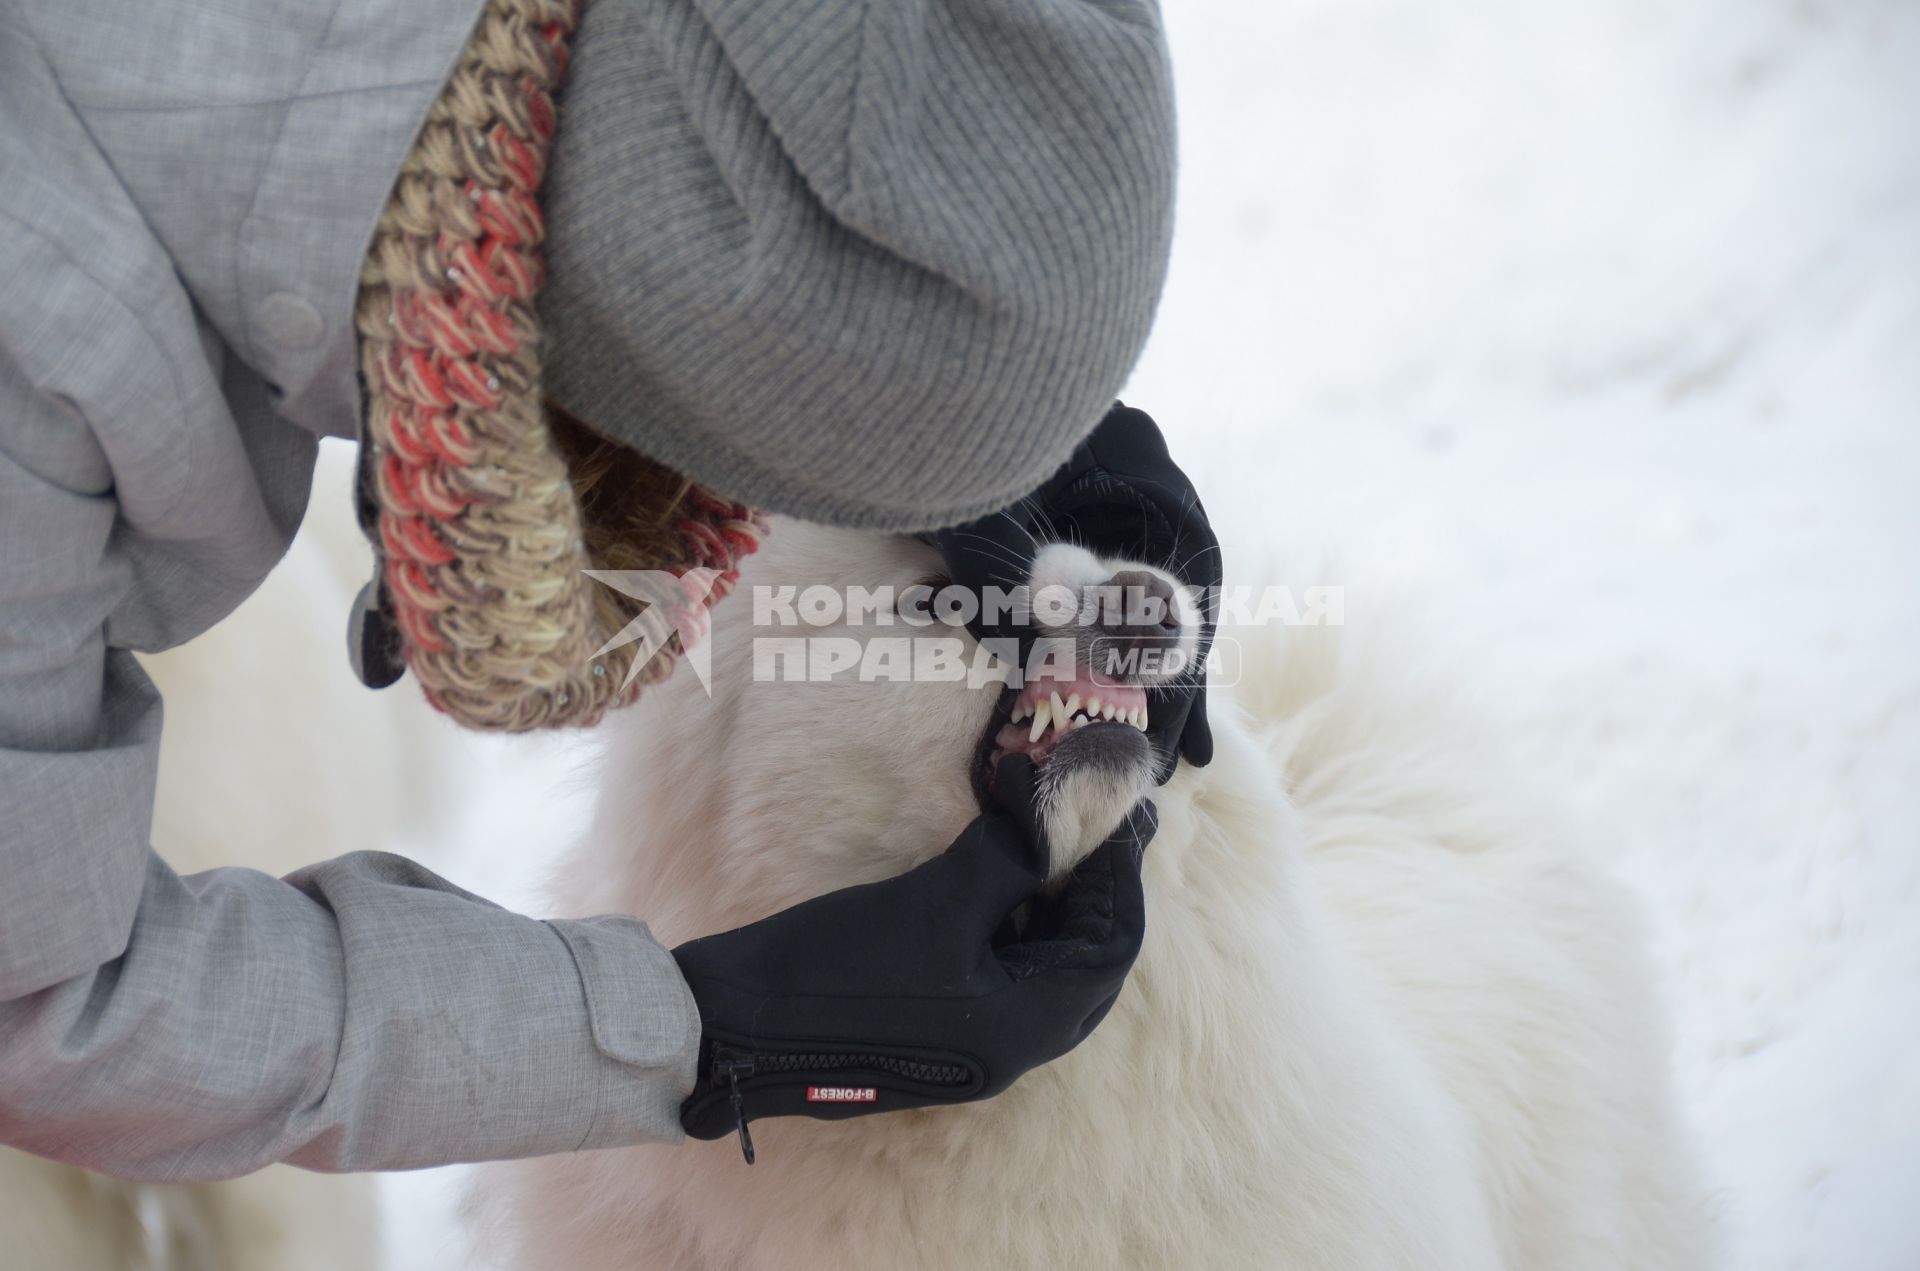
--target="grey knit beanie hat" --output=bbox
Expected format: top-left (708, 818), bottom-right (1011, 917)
top-left (539, 0), bottom-right (1176, 531)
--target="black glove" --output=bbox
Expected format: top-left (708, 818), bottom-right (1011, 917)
top-left (927, 401), bottom-right (1222, 780)
top-left (673, 755), bottom-right (1154, 1162)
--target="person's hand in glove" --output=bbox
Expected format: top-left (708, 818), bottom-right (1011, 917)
top-left (673, 754), bottom-right (1154, 1163)
top-left (927, 401), bottom-right (1222, 782)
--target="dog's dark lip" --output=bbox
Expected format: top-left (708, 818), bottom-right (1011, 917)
top-left (969, 686), bottom-right (1017, 812)
top-left (1039, 720), bottom-right (1155, 779)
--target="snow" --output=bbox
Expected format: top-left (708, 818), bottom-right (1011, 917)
top-left (378, 1), bottom-right (1920, 1265)
top-left (1129, 1), bottom-right (1920, 1267)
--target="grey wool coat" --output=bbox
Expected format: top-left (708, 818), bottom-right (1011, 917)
top-left (0, 0), bottom-right (1174, 1179)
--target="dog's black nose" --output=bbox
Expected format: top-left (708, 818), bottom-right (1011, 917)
top-left (1092, 570), bottom-right (1180, 636)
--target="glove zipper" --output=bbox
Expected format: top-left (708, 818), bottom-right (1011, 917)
top-left (714, 1050), bottom-right (758, 1165)
top-left (710, 1046), bottom-right (973, 1165)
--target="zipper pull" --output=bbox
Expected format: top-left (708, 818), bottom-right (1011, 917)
top-left (712, 1048), bottom-right (757, 1165)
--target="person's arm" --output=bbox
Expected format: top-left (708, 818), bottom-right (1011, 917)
top-left (0, 361), bottom-right (700, 1181)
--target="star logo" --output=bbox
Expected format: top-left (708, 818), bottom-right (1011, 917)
top-left (583, 568), bottom-right (724, 694)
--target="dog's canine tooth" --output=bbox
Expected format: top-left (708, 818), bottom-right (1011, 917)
top-left (1029, 698), bottom-right (1052, 743)
top-left (1050, 691), bottom-right (1067, 727)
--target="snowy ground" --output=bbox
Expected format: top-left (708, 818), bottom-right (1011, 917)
top-left (374, 2), bottom-right (1920, 1266)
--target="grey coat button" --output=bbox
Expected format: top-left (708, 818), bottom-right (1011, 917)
top-left (258, 291), bottom-right (325, 349)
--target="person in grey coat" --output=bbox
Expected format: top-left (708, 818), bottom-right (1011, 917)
top-left (0, 0), bottom-right (1178, 1178)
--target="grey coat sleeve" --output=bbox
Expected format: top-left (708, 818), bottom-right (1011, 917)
top-left (0, 376), bottom-right (700, 1181)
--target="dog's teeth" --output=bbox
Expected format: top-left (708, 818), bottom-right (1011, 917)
top-left (1087, 696), bottom-right (1102, 719)
top-left (1072, 714), bottom-right (1091, 728)
top-left (1050, 691), bottom-right (1067, 724)
top-left (1132, 706), bottom-right (1148, 730)
top-left (1064, 693), bottom-right (1081, 720)
top-left (1103, 702), bottom-right (1118, 721)
top-left (1029, 698), bottom-right (1052, 742)
top-left (1011, 702), bottom-right (1029, 724)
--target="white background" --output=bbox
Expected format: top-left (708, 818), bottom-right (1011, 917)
top-left (372, 1), bottom-right (1920, 1265)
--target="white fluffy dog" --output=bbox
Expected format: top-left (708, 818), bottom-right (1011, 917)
top-left (479, 520), bottom-right (1709, 1270)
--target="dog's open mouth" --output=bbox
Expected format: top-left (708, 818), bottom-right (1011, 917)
top-left (996, 665), bottom-right (1149, 763)
top-left (979, 658), bottom-right (1153, 791)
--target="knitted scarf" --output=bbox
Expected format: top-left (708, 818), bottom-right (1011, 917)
top-left (355, 0), bottom-right (765, 731)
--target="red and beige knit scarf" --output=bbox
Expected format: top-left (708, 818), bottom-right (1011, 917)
top-left (355, 0), bottom-right (765, 731)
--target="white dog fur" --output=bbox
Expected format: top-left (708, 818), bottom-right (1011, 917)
top-left (477, 518), bottom-right (1710, 1270)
